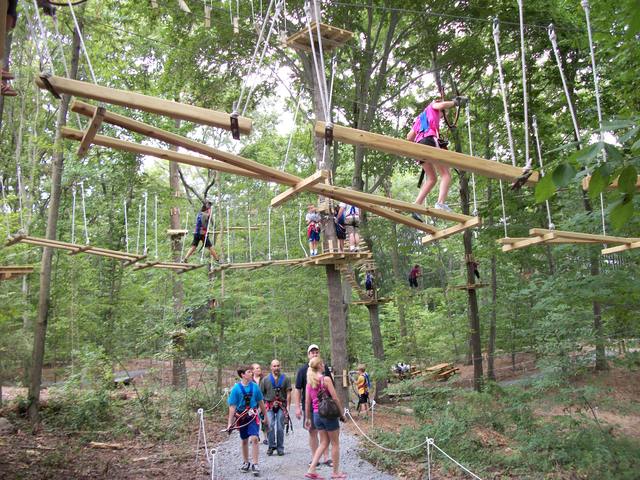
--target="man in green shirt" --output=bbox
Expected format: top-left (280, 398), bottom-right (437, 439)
top-left (259, 359), bottom-right (292, 456)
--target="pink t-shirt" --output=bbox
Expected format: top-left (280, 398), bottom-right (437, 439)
top-left (306, 376), bottom-right (325, 413)
top-left (411, 103), bottom-right (441, 143)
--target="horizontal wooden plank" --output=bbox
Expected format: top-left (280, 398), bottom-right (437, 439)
top-left (501, 233), bottom-right (556, 252)
top-left (315, 122), bottom-right (539, 185)
top-left (530, 228), bottom-right (640, 245)
top-left (286, 22), bottom-right (353, 53)
top-left (77, 105), bottom-right (106, 158)
top-left (38, 76), bottom-right (252, 134)
top-left (422, 218), bottom-right (481, 244)
top-left (601, 241), bottom-right (640, 255)
top-left (271, 170), bottom-right (329, 208)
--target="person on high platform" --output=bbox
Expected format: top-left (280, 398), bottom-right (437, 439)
top-left (406, 96), bottom-right (468, 220)
top-left (183, 200), bottom-right (220, 263)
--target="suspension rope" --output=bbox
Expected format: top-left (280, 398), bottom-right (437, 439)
top-left (493, 139), bottom-right (510, 238)
top-left (226, 206), bottom-right (231, 263)
top-left (516, 0), bottom-right (531, 171)
top-left (267, 206), bottom-right (272, 260)
top-left (532, 116), bottom-right (554, 230)
top-left (547, 24), bottom-right (581, 144)
top-left (66, 0), bottom-right (98, 84)
top-left (282, 213), bottom-right (289, 259)
top-left (465, 104), bottom-right (478, 216)
top-left (304, 1), bottom-right (330, 122)
top-left (80, 181), bottom-right (89, 244)
top-left (492, 19), bottom-right (517, 167)
top-left (248, 212), bottom-right (253, 263)
top-left (135, 203), bottom-right (142, 255)
top-left (201, 201), bottom-right (213, 262)
top-left (0, 177), bottom-right (10, 237)
top-left (280, 87), bottom-right (303, 170)
top-left (154, 195), bottom-right (158, 259)
top-left (71, 185), bottom-right (77, 244)
top-left (297, 205), bottom-right (308, 257)
top-left (123, 200), bottom-right (129, 253)
top-left (30, 0), bottom-right (55, 73)
top-left (143, 192), bottom-right (148, 255)
top-left (313, 2), bottom-right (331, 121)
top-left (581, 0), bottom-right (607, 236)
top-left (235, 0), bottom-right (277, 113)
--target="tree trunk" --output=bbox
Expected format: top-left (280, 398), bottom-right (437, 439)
top-left (366, 304), bottom-right (387, 401)
top-left (487, 254), bottom-right (497, 381)
top-left (169, 124), bottom-right (187, 388)
top-left (0, 21), bottom-right (12, 130)
top-left (28, 25), bottom-right (82, 425)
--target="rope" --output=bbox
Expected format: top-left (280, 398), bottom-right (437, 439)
top-left (154, 194), bottom-right (158, 259)
top-left (581, 0), bottom-right (607, 236)
top-left (136, 203), bottom-right (142, 255)
top-left (532, 116), bottom-right (554, 229)
top-left (80, 181), bottom-right (89, 244)
top-left (235, 0), bottom-right (277, 113)
top-left (143, 192), bottom-right (148, 255)
top-left (280, 87), bottom-right (303, 170)
top-left (123, 200), bottom-right (129, 253)
top-left (313, 2), bottom-right (331, 121)
top-left (304, 1), bottom-right (330, 122)
top-left (268, 206), bottom-right (272, 260)
top-left (282, 213), bottom-right (289, 259)
top-left (547, 24), bottom-right (581, 145)
top-left (516, 0), bottom-right (531, 171)
top-left (1, 177), bottom-right (11, 238)
top-left (71, 186), bottom-right (77, 244)
top-left (429, 439), bottom-right (483, 480)
top-left (248, 213), bottom-right (253, 263)
top-left (66, 0), bottom-right (98, 84)
top-left (196, 408), bottom-right (218, 480)
top-left (465, 104), bottom-right (478, 216)
top-left (297, 205), bottom-right (308, 257)
top-left (201, 202), bottom-right (213, 262)
top-left (344, 409), bottom-right (429, 453)
top-left (30, 0), bottom-right (55, 73)
top-left (226, 206), bottom-right (231, 263)
top-left (492, 19), bottom-right (517, 167)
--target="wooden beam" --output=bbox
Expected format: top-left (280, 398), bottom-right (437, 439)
top-left (71, 101), bottom-right (287, 183)
top-left (500, 233), bottom-right (556, 252)
top-left (77, 106), bottom-right (106, 158)
top-left (61, 128), bottom-right (265, 181)
top-left (582, 175), bottom-right (640, 191)
top-left (530, 228), bottom-right (640, 245)
top-left (68, 244), bottom-right (93, 255)
top-left (601, 241), bottom-right (640, 255)
top-left (315, 122), bottom-right (539, 185)
top-left (421, 218), bottom-right (482, 245)
top-left (271, 170), bottom-right (329, 208)
top-left (177, 0), bottom-right (191, 12)
top-left (286, 22), bottom-right (353, 53)
top-left (37, 76), bottom-right (252, 134)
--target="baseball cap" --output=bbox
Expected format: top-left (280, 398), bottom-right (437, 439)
top-left (307, 344), bottom-right (320, 353)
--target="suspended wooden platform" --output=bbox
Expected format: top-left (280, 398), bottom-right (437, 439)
top-left (314, 121), bottom-right (539, 185)
top-left (449, 283), bottom-right (489, 290)
top-left (601, 240), bottom-right (640, 255)
top-left (352, 297), bottom-right (392, 306)
top-left (210, 258), bottom-right (309, 273)
top-left (304, 251), bottom-right (372, 265)
top-left (6, 235), bottom-right (146, 264)
top-left (582, 175), bottom-right (640, 191)
top-left (37, 75), bottom-right (252, 134)
top-left (498, 228), bottom-right (640, 253)
top-left (66, 101), bottom-right (480, 241)
top-left (132, 261), bottom-right (205, 274)
top-left (286, 22), bottom-right (353, 53)
top-left (0, 265), bottom-right (35, 281)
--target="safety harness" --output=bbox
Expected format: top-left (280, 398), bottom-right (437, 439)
top-left (266, 374), bottom-right (293, 435)
top-left (225, 382), bottom-right (259, 434)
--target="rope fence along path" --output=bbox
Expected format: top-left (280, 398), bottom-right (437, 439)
top-left (345, 409), bottom-right (484, 479)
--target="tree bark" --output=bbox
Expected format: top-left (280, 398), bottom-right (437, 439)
top-left (366, 304), bottom-right (388, 401)
top-left (28, 25), bottom-right (82, 425)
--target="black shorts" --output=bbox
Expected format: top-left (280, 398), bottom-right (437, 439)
top-left (357, 392), bottom-right (369, 406)
top-left (335, 223), bottom-right (346, 240)
top-left (191, 233), bottom-right (212, 248)
top-left (409, 276), bottom-right (418, 288)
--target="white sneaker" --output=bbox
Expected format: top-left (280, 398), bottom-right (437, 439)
top-left (434, 202), bottom-right (453, 213)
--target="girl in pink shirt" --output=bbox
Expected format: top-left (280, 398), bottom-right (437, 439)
top-left (406, 98), bottom-right (461, 218)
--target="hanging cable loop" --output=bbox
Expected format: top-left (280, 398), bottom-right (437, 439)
top-left (80, 181), bottom-right (89, 244)
top-left (465, 103), bottom-right (478, 217)
top-left (71, 186), bottom-right (77, 244)
top-left (532, 116), bottom-right (554, 230)
top-left (516, 0), bottom-right (531, 171)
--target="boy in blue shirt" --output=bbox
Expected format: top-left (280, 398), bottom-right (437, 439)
top-left (227, 366), bottom-right (270, 476)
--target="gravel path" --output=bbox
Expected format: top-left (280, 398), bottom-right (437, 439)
top-left (212, 416), bottom-right (398, 480)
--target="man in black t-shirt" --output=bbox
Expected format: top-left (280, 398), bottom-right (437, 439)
top-left (294, 344), bottom-right (333, 465)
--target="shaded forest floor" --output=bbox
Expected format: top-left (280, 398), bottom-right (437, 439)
top-left (1, 354), bottom-right (639, 479)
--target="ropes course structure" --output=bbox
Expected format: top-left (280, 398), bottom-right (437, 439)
top-left (493, 1), bottom-right (640, 255)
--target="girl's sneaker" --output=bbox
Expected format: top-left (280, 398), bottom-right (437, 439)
top-left (240, 461), bottom-right (250, 472)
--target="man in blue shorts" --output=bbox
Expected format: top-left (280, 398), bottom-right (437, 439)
top-left (227, 365), bottom-right (270, 477)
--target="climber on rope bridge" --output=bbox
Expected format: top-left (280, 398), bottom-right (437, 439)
top-left (406, 95), bottom-right (468, 220)
top-left (183, 200), bottom-right (220, 263)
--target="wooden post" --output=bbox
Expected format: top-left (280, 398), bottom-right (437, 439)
top-left (76, 105), bottom-right (106, 158)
